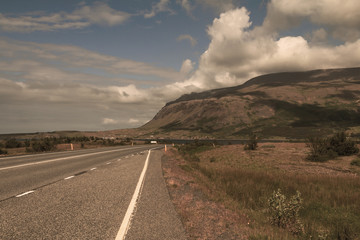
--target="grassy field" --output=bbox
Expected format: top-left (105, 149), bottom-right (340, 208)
top-left (173, 142), bottom-right (360, 239)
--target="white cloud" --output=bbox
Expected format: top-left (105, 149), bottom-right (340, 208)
top-left (72, 2), bottom-right (131, 26)
top-left (128, 118), bottom-right (140, 124)
top-left (177, 34), bottom-right (197, 46)
top-left (144, 0), bottom-right (175, 18)
top-left (0, 38), bottom-right (179, 81)
top-left (180, 59), bottom-right (195, 76)
top-left (310, 28), bottom-right (328, 44)
top-left (3, 1), bottom-right (360, 133)
top-left (0, 37), bottom-right (190, 113)
top-left (196, 0), bottom-right (235, 14)
top-left (185, 6), bottom-right (360, 90)
top-left (178, 0), bottom-right (235, 16)
top-left (179, 0), bottom-right (193, 15)
top-left (102, 118), bottom-right (119, 125)
top-left (262, 0), bottom-right (360, 42)
top-left (0, 2), bottom-right (130, 32)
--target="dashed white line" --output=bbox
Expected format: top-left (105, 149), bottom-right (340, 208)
top-left (0, 146), bottom-right (147, 171)
top-left (16, 191), bottom-right (34, 198)
top-left (64, 176), bottom-right (74, 180)
top-left (106, 162), bottom-right (111, 165)
top-left (115, 150), bottom-right (151, 240)
top-left (90, 167), bottom-right (97, 171)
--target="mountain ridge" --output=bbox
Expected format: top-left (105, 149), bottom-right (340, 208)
top-left (141, 67), bottom-right (360, 139)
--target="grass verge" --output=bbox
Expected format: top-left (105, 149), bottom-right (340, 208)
top-left (173, 143), bottom-right (360, 239)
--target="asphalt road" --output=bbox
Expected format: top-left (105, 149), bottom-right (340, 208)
top-left (0, 145), bottom-right (186, 239)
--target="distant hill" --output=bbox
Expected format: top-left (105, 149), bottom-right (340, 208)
top-left (140, 67), bottom-right (360, 139)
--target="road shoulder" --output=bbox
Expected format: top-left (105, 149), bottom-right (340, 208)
top-left (125, 149), bottom-right (187, 240)
top-left (162, 149), bottom-right (249, 240)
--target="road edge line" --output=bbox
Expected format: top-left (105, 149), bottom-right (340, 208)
top-left (115, 150), bottom-right (151, 240)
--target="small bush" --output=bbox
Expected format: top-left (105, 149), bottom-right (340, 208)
top-left (268, 189), bottom-right (303, 234)
top-left (28, 138), bottom-right (57, 152)
top-left (329, 132), bottom-right (359, 156)
top-left (0, 148), bottom-right (8, 155)
top-left (306, 137), bottom-right (337, 162)
top-left (5, 138), bottom-right (22, 148)
top-left (306, 132), bottom-right (359, 162)
top-left (244, 134), bottom-right (258, 150)
top-left (350, 158), bottom-right (360, 167)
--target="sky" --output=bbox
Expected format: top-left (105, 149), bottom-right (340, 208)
top-left (1, 0), bottom-right (360, 134)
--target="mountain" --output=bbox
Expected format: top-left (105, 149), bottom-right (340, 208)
top-left (140, 67), bottom-right (360, 140)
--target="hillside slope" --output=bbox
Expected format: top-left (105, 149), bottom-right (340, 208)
top-left (141, 67), bottom-right (360, 139)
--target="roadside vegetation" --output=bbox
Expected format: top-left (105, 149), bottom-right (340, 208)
top-left (173, 137), bottom-right (360, 239)
top-left (244, 134), bottom-right (258, 150)
top-left (0, 136), bottom-right (135, 155)
top-left (306, 131), bottom-right (359, 162)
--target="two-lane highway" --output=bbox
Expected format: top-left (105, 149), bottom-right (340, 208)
top-left (0, 145), bottom-right (187, 239)
top-left (0, 145), bottom-right (156, 201)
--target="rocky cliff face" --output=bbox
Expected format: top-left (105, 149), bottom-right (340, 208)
top-left (141, 67), bottom-right (360, 139)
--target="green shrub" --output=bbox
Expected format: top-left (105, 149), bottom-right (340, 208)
top-left (329, 131), bottom-right (359, 156)
top-left (28, 138), bottom-right (57, 152)
top-left (244, 134), bottom-right (258, 150)
top-left (0, 148), bottom-right (8, 155)
top-left (5, 138), bottom-right (22, 148)
top-left (176, 141), bottom-right (212, 163)
top-left (306, 137), bottom-right (337, 162)
top-left (268, 189), bottom-right (303, 234)
top-left (350, 158), bottom-right (360, 167)
top-left (24, 139), bottom-right (31, 147)
top-left (306, 132), bottom-right (359, 162)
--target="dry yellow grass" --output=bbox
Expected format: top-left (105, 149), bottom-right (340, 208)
top-left (168, 143), bottom-right (360, 239)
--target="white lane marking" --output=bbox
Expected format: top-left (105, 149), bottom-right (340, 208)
top-left (90, 167), bottom-right (97, 171)
top-left (64, 176), bottom-right (75, 180)
top-left (117, 159), bottom-right (121, 162)
top-left (106, 162), bottom-right (111, 165)
top-left (0, 146), bottom-right (147, 171)
top-left (16, 191), bottom-right (34, 198)
top-left (115, 150), bottom-right (152, 240)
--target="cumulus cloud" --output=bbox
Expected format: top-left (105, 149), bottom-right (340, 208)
top-left (144, 0), bottom-right (175, 18)
top-left (0, 2), bottom-right (130, 32)
top-left (184, 5), bottom-right (360, 90)
top-left (177, 34), bottom-right (197, 46)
